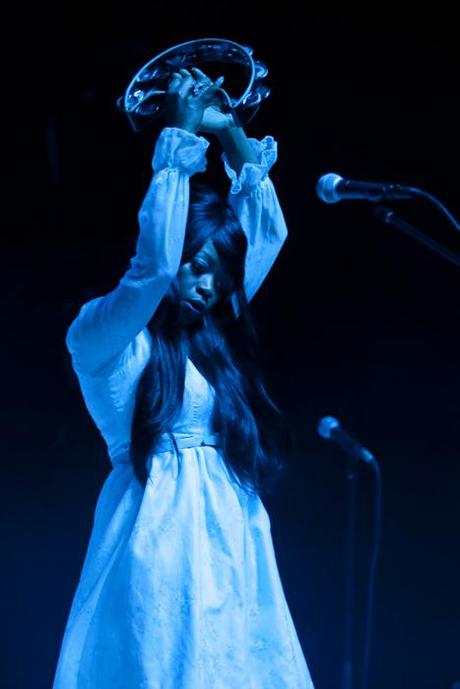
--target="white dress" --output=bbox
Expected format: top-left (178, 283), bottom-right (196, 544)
top-left (53, 127), bottom-right (315, 689)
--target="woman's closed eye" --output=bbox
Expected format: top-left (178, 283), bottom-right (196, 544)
top-left (191, 260), bottom-right (231, 294)
top-left (191, 259), bottom-right (207, 274)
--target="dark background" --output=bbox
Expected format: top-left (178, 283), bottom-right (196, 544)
top-left (2, 5), bottom-right (459, 689)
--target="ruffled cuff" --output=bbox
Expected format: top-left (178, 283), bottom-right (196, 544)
top-left (222, 135), bottom-right (277, 194)
top-left (153, 127), bottom-right (209, 175)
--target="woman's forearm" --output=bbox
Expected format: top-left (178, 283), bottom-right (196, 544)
top-left (216, 122), bottom-right (258, 176)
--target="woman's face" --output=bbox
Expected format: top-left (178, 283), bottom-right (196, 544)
top-left (175, 239), bottom-right (233, 324)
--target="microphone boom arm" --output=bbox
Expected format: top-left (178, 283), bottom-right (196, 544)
top-left (374, 205), bottom-right (460, 270)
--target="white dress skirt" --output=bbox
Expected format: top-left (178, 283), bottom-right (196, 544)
top-left (52, 358), bottom-right (315, 688)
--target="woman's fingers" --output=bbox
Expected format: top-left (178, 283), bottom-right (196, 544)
top-left (178, 71), bottom-right (195, 98)
top-left (167, 71), bottom-right (183, 93)
top-left (201, 76), bottom-right (225, 103)
top-left (190, 67), bottom-right (211, 97)
top-left (168, 68), bottom-right (224, 102)
top-left (164, 68), bottom-right (226, 132)
top-left (168, 69), bottom-right (194, 96)
top-left (191, 67), bottom-right (211, 85)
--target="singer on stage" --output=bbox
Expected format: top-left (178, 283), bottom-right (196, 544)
top-left (52, 67), bottom-right (315, 688)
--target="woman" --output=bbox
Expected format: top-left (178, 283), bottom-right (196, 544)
top-left (53, 67), bottom-right (315, 688)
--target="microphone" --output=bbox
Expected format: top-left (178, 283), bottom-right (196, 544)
top-left (318, 416), bottom-right (375, 463)
top-left (316, 172), bottom-right (416, 204)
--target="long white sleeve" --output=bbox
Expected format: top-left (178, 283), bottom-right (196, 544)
top-left (221, 136), bottom-right (288, 312)
top-left (66, 127), bottom-right (209, 376)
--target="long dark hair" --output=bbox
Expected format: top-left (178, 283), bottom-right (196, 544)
top-left (130, 183), bottom-right (291, 496)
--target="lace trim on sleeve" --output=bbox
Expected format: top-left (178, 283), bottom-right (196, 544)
top-left (153, 127), bottom-right (209, 175)
top-left (222, 136), bottom-right (277, 194)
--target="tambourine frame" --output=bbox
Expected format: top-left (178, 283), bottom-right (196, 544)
top-left (117, 38), bottom-right (270, 131)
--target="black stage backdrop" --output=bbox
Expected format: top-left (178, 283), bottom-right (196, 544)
top-left (1, 6), bottom-right (459, 689)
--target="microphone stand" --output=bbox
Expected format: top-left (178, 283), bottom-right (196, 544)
top-left (318, 417), bottom-right (381, 689)
top-left (342, 451), bottom-right (359, 689)
top-left (349, 197), bottom-right (460, 687)
top-left (374, 206), bottom-right (460, 269)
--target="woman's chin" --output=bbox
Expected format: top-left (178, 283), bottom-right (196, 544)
top-left (178, 300), bottom-right (204, 325)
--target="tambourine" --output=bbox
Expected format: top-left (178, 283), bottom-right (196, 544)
top-left (117, 38), bottom-right (270, 132)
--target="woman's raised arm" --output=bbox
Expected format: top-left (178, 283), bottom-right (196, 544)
top-left (219, 127), bottom-right (288, 308)
top-left (66, 71), bottom-right (226, 376)
top-left (65, 127), bottom-right (209, 376)
top-left (197, 85), bottom-right (288, 311)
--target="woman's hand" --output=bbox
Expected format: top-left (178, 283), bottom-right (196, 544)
top-left (164, 67), bottom-right (256, 174)
top-left (199, 104), bottom-right (235, 135)
top-left (190, 68), bottom-right (235, 135)
top-left (164, 68), bottom-right (224, 134)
